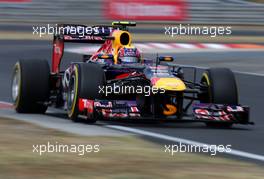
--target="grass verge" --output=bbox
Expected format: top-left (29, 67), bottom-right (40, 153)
top-left (0, 117), bottom-right (264, 179)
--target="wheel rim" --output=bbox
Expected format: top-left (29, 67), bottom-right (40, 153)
top-left (12, 67), bottom-right (20, 103)
top-left (200, 73), bottom-right (211, 103)
top-left (67, 65), bottom-right (79, 118)
top-left (67, 75), bottom-right (76, 110)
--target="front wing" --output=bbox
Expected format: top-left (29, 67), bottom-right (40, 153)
top-left (78, 98), bottom-right (252, 124)
top-left (193, 103), bottom-right (251, 124)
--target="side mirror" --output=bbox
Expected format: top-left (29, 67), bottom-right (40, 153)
top-left (112, 21), bottom-right (136, 27)
top-left (159, 56), bottom-right (174, 62)
top-left (98, 54), bottom-right (114, 60)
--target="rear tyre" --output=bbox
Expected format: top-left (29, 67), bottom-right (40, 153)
top-left (200, 68), bottom-right (238, 128)
top-left (67, 63), bottom-right (105, 123)
top-left (12, 59), bottom-right (50, 113)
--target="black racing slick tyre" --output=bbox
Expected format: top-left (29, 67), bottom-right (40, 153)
top-left (12, 59), bottom-right (50, 113)
top-left (67, 63), bottom-right (105, 123)
top-left (200, 68), bottom-right (238, 128)
top-left (201, 68), bottom-right (238, 105)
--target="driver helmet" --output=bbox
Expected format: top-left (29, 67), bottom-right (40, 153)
top-left (117, 47), bottom-right (141, 64)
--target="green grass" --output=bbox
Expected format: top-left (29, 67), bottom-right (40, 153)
top-left (0, 117), bottom-right (264, 179)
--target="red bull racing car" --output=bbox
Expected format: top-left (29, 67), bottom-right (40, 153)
top-left (11, 21), bottom-right (252, 127)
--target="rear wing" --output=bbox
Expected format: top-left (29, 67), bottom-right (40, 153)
top-left (52, 22), bottom-right (136, 73)
top-left (52, 24), bottom-right (114, 73)
top-left (54, 24), bottom-right (116, 43)
top-left (54, 22), bottom-right (136, 42)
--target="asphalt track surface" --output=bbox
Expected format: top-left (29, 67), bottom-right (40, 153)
top-left (1, 40), bottom-right (264, 164)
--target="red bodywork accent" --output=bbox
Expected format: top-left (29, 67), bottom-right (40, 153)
top-left (150, 77), bottom-right (160, 86)
top-left (194, 109), bottom-right (210, 116)
top-left (52, 37), bottom-right (64, 73)
top-left (91, 38), bottom-right (113, 61)
top-left (79, 99), bottom-right (94, 113)
top-left (115, 73), bottom-right (130, 79)
top-left (116, 72), bottom-right (146, 80)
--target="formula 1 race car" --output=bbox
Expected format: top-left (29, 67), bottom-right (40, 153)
top-left (11, 21), bottom-right (252, 127)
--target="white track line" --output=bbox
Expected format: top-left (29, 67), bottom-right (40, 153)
top-left (171, 63), bottom-right (264, 77)
top-left (106, 125), bottom-right (264, 162)
top-left (234, 71), bottom-right (264, 77)
top-left (0, 101), bottom-right (12, 105)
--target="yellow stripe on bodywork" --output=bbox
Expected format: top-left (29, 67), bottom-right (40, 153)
top-left (154, 78), bottom-right (186, 91)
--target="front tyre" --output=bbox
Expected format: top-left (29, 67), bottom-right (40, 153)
top-left (200, 68), bottom-right (238, 128)
top-left (12, 59), bottom-right (50, 113)
top-left (67, 63), bottom-right (105, 123)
